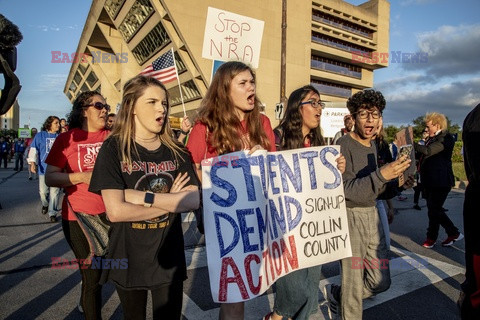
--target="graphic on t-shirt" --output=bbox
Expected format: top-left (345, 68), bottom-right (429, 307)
top-left (134, 171), bottom-right (174, 225)
top-left (77, 142), bottom-right (104, 171)
top-left (44, 138), bottom-right (56, 160)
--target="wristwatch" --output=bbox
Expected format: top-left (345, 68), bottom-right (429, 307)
top-left (144, 191), bottom-right (155, 207)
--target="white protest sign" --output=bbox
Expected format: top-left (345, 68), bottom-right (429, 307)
top-left (202, 7), bottom-right (264, 68)
top-left (321, 107), bottom-right (350, 138)
top-left (201, 146), bottom-right (352, 303)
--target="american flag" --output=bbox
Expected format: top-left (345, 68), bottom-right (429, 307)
top-left (140, 50), bottom-right (177, 84)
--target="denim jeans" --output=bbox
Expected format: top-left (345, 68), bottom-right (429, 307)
top-left (38, 174), bottom-right (61, 217)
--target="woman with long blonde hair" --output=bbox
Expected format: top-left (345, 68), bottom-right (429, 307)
top-left (89, 75), bottom-right (200, 319)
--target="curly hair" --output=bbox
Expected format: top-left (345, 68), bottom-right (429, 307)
top-left (275, 85), bottom-right (324, 150)
top-left (41, 116), bottom-right (60, 132)
top-left (67, 91), bottom-right (104, 130)
top-left (196, 61), bottom-right (270, 155)
top-left (347, 89), bottom-right (386, 115)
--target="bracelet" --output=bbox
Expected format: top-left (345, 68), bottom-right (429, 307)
top-left (180, 129), bottom-right (189, 135)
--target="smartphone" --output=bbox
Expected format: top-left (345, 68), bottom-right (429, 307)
top-left (398, 144), bottom-right (413, 161)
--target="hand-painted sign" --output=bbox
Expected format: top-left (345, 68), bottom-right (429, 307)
top-left (202, 7), bottom-right (264, 68)
top-left (201, 146), bottom-right (352, 303)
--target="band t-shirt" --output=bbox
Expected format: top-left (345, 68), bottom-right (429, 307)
top-left (46, 128), bottom-right (108, 220)
top-left (89, 136), bottom-right (198, 289)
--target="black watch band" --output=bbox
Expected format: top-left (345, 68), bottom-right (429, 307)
top-left (144, 191), bottom-right (154, 207)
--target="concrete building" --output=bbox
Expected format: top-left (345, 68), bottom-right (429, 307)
top-left (0, 100), bottom-right (20, 131)
top-left (64, 0), bottom-right (389, 126)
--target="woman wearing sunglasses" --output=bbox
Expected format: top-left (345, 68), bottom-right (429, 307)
top-left (45, 91), bottom-right (110, 318)
top-left (265, 85), bottom-right (345, 320)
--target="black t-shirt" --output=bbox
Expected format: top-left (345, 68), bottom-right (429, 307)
top-left (89, 136), bottom-right (198, 289)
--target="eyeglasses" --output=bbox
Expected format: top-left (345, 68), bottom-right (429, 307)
top-left (300, 100), bottom-right (325, 109)
top-left (85, 102), bottom-right (110, 112)
top-left (355, 110), bottom-right (381, 119)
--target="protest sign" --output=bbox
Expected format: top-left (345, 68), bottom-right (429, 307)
top-left (201, 146), bottom-right (352, 303)
top-left (18, 128), bottom-right (31, 138)
top-left (202, 7), bottom-right (264, 68)
top-left (321, 107), bottom-right (350, 138)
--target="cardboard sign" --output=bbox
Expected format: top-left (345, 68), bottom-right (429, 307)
top-left (202, 7), bottom-right (264, 68)
top-left (201, 146), bottom-right (352, 303)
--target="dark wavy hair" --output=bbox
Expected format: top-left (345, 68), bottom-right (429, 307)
top-left (347, 89), bottom-right (386, 115)
top-left (196, 61), bottom-right (270, 155)
top-left (41, 116), bottom-right (60, 132)
top-left (275, 85), bottom-right (325, 150)
top-left (67, 91), bottom-right (103, 129)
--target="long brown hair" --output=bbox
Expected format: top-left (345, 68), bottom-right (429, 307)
top-left (111, 75), bottom-right (183, 166)
top-left (196, 61), bottom-right (270, 155)
top-left (275, 85), bottom-right (325, 150)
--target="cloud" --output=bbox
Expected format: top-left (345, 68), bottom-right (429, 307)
top-left (400, 0), bottom-right (439, 5)
top-left (375, 74), bottom-right (435, 92)
top-left (30, 74), bottom-right (68, 92)
top-left (401, 24), bottom-right (480, 78)
top-left (382, 78), bottom-right (480, 126)
top-left (30, 24), bottom-right (78, 32)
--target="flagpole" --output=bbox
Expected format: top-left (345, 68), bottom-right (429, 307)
top-left (171, 48), bottom-right (186, 117)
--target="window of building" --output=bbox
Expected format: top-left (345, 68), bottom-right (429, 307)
top-left (69, 82), bottom-right (77, 93)
top-left (118, 0), bottom-right (154, 42)
top-left (311, 80), bottom-right (352, 98)
top-left (78, 63), bottom-right (87, 74)
top-left (105, 0), bottom-right (125, 19)
top-left (174, 52), bottom-right (187, 74)
top-left (86, 71), bottom-right (98, 88)
top-left (312, 10), bottom-right (374, 39)
top-left (73, 71), bottom-right (83, 85)
top-left (81, 83), bottom-right (90, 93)
top-left (132, 23), bottom-right (171, 64)
top-left (311, 55), bottom-right (361, 78)
top-left (169, 80), bottom-right (201, 106)
top-left (312, 31), bottom-right (373, 57)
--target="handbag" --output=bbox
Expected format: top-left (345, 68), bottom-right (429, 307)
top-left (67, 198), bottom-right (111, 259)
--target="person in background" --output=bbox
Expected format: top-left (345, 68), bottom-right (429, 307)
top-left (265, 85), bottom-right (345, 320)
top-left (60, 118), bottom-right (69, 132)
top-left (176, 116), bottom-right (192, 145)
top-left (25, 128), bottom-right (38, 180)
top-left (459, 102), bottom-right (480, 319)
top-left (0, 136), bottom-right (9, 169)
top-left (332, 114), bottom-right (354, 144)
top-left (415, 112), bottom-right (463, 248)
top-left (413, 128), bottom-right (429, 210)
top-left (186, 61), bottom-right (276, 320)
top-left (13, 138), bottom-right (25, 171)
top-left (45, 91), bottom-right (110, 318)
top-left (89, 75), bottom-right (200, 319)
top-left (324, 89), bottom-right (412, 320)
top-left (27, 116), bottom-right (61, 222)
top-left (106, 113), bottom-right (116, 130)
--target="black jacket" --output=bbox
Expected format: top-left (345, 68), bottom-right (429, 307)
top-left (415, 130), bottom-right (455, 188)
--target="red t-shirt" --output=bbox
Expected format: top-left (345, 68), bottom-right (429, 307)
top-left (46, 128), bottom-right (109, 220)
top-left (186, 114), bottom-right (276, 164)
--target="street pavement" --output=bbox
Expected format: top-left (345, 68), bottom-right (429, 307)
top-left (0, 160), bottom-right (466, 320)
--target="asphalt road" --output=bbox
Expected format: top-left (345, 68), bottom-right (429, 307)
top-left (0, 161), bottom-right (466, 319)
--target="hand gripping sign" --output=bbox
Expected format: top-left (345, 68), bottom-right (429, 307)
top-left (201, 146), bottom-right (352, 303)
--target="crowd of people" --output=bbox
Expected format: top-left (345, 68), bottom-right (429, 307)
top-left (2, 63), bottom-right (477, 319)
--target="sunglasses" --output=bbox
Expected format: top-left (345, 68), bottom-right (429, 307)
top-left (85, 102), bottom-right (110, 112)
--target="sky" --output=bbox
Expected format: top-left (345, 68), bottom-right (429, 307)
top-left (1, 0), bottom-right (479, 129)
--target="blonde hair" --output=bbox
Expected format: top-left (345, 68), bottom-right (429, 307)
top-left (111, 75), bottom-right (183, 166)
top-left (424, 112), bottom-right (447, 130)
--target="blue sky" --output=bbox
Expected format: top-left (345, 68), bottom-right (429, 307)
top-left (1, 0), bottom-right (479, 129)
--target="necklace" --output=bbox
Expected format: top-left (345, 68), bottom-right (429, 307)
top-left (135, 135), bottom-right (159, 143)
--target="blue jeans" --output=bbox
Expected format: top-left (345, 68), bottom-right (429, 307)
top-left (38, 174), bottom-right (61, 217)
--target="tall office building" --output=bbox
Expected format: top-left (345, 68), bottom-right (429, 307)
top-left (64, 0), bottom-right (389, 125)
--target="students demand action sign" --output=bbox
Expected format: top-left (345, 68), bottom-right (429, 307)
top-left (201, 146), bottom-right (352, 303)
